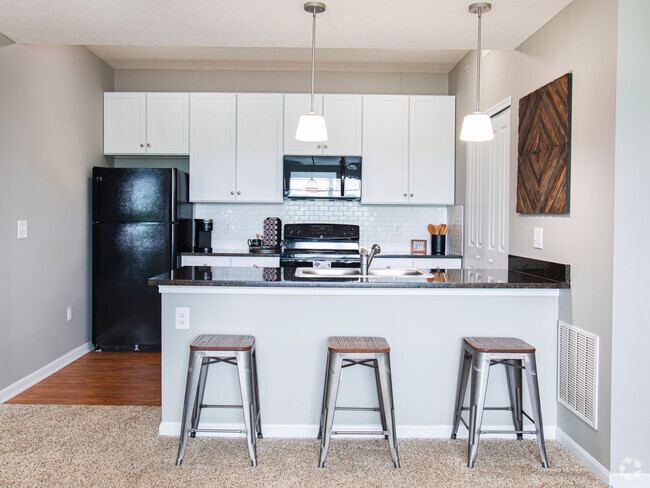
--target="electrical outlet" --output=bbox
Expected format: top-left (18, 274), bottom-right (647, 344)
top-left (223, 222), bottom-right (232, 233)
top-left (393, 223), bottom-right (400, 234)
top-left (66, 305), bottom-right (73, 322)
top-left (17, 220), bottom-right (28, 239)
top-left (533, 227), bottom-right (543, 249)
top-left (175, 307), bottom-right (190, 330)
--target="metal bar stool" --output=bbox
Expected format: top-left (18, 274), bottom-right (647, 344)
top-left (176, 334), bottom-right (262, 467)
top-left (451, 336), bottom-right (549, 468)
top-left (318, 336), bottom-right (400, 468)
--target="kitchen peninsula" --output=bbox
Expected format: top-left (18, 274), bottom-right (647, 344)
top-left (149, 257), bottom-right (569, 439)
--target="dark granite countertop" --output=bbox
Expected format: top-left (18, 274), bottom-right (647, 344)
top-left (149, 265), bottom-right (569, 289)
top-left (181, 252), bottom-right (462, 259)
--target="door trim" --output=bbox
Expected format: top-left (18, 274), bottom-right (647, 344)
top-left (485, 97), bottom-right (512, 117)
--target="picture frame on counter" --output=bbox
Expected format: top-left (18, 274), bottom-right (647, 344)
top-left (411, 239), bottom-right (427, 255)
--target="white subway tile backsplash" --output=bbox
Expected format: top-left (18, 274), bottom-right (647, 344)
top-left (195, 200), bottom-right (449, 254)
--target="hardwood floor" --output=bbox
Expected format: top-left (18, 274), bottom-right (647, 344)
top-left (6, 351), bottom-right (161, 406)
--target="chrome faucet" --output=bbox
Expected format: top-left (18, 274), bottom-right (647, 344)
top-left (360, 244), bottom-right (381, 276)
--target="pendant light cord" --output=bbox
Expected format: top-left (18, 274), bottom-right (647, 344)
top-left (310, 7), bottom-right (317, 113)
top-left (475, 6), bottom-right (482, 113)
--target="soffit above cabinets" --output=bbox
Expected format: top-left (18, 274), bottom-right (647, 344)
top-left (0, 0), bottom-right (573, 73)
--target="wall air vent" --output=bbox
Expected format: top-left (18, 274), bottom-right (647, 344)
top-left (557, 321), bottom-right (599, 429)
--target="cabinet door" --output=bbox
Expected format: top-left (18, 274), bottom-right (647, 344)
top-left (104, 93), bottom-right (146, 155)
top-left (415, 258), bottom-right (462, 270)
top-left (322, 94), bottom-right (362, 156)
top-left (146, 93), bottom-right (189, 155)
top-left (284, 94), bottom-right (323, 155)
top-left (189, 93), bottom-right (237, 202)
top-left (409, 96), bottom-right (455, 204)
top-left (370, 258), bottom-right (413, 269)
top-left (181, 256), bottom-right (231, 267)
top-left (236, 94), bottom-right (284, 203)
top-left (361, 95), bottom-right (409, 204)
top-left (230, 256), bottom-right (280, 268)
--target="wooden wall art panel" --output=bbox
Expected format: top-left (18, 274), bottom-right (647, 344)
top-left (517, 73), bottom-right (572, 214)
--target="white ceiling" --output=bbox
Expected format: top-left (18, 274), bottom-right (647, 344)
top-left (0, 0), bottom-right (574, 73)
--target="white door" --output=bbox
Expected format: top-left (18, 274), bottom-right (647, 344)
top-left (283, 94), bottom-right (323, 156)
top-left (409, 96), bottom-right (455, 204)
top-left (464, 107), bottom-right (510, 270)
top-left (361, 95), bottom-right (410, 204)
top-left (322, 94), bottom-right (362, 156)
top-left (236, 93), bottom-right (284, 203)
top-left (103, 92), bottom-right (146, 155)
top-left (146, 93), bottom-right (189, 155)
top-left (189, 93), bottom-right (237, 202)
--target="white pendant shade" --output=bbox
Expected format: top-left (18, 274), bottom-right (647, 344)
top-left (295, 112), bottom-right (328, 142)
top-left (460, 112), bottom-right (494, 142)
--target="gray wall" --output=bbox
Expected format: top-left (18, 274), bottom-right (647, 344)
top-left (448, 0), bottom-right (618, 469)
top-left (114, 69), bottom-right (448, 95)
top-left (0, 44), bottom-right (113, 391)
top-left (611, 0), bottom-right (650, 475)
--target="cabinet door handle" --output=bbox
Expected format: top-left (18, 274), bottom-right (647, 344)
top-left (230, 191), bottom-right (235, 195)
top-left (403, 193), bottom-right (407, 197)
top-left (410, 193), bottom-right (414, 197)
top-left (323, 144), bottom-right (328, 149)
top-left (476, 255), bottom-right (481, 260)
top-left (317, 144), bottom-right (322, 149)
top-left (146, 143), bottom-right (151, 147)
top-left (488, 258), bottom-right (494, 264)
top-left (237, 191), bottom-right (241, 195)
top-left (140, 143), bottom-right (144, 148)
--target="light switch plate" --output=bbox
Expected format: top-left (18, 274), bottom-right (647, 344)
top-left (175, 307), bottom-right (190, 330)
top-left (533, 227), bottom-right (543, 249)
top-left (17, 220), bottom-right (28, 239)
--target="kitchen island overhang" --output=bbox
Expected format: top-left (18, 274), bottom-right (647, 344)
top-left (150, 265), bottom-right (568, 439)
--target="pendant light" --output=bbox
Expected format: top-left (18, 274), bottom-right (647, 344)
top-left (460, 2), bottom-right (494, 142)
top-left (295, 1), bottom-right (328, 142)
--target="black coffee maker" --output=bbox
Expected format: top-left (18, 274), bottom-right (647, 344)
top-left (193, 219), bottom-right (213, 253)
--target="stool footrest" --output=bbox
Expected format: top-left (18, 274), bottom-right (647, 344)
top-left (480, 429), bottom-right (538, 435)
top-left (461, 406), bottom-right (513, 411)
top-left (191, 428), bottom-right (246, 434)
top-left (200, 404), bottom-right (243, 409)
top-left (335, 407), bottom-right (381, 412)
top-left (332, 430), bottom-right (386, 436)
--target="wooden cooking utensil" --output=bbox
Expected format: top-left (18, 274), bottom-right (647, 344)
top-left (428, 224), bottom-right (435, 235)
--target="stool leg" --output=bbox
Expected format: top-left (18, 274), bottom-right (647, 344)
top-left (451, 348), bottom-right (472, 439)
top-left (319, 352), bottom-right (342, 468)
top-left (377, 352), bottom-right (400, 468)
top-left (317, 352), bottom-right (331, 440)
top-left (251, 349), bottom-right (263, 439)
top-left (467, 353), bottom-right (491, 468)
top-left (373, 358), bottom-right (389, 440)
top-left (176, 350), bottom-right (203, 466)
top-left (236, 350), bottom-right (258, 467)
top-left (523, 353), bottom-right (549, 468)
top-left (190, 359), bottom-right (209, 438)
top-left (505, 359), bottom-right (524, 440)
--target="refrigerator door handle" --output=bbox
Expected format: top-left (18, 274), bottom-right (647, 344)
top-left (171, 222), bottom-right (178, 270)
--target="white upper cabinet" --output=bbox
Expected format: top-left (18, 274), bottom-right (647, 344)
top-left (283, 94), bottom-right (324, 156)
top-left (283, 94), bottom-right (362, 156)
top-left (409, 96), bottom-right (455, 204)
top-left (362, 95), bottom-right (455, 205)
top-left (104, 93), bottom-right (146, 155)
top-left (189, 93), bottom-right (237, 202)
top-left (322, 94), bottom-right (362, 156)
top-left (104, 92), bottom-right (189, 155)
top-left (361, 95), bottom-right (410, 204)
top-left (236, 93), bottom-right (284, 203)
top-left (145, 93), bottom-right (189, 155)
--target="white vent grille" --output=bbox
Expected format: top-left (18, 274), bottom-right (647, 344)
top-left (558, 321), bottom-right (599, 429)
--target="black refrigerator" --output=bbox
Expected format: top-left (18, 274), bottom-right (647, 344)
top-left (92, 167), bottom-right (192, 350)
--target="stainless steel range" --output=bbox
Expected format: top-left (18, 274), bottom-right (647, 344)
top-left (280, 224), bottom-right (360, 268)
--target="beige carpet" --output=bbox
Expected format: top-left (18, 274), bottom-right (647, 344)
top-left (0, 405), bottom-right (608, 488)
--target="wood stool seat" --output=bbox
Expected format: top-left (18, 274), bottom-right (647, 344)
top-left (328, 336), bottom-right (390, 353)
top-left (190, 334), bottom-right (255, 351)
top-left (464, 336), bottom-right (535, 354)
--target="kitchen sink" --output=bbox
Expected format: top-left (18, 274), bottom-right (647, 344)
top-left (294, 267), bottom-right (432, 279)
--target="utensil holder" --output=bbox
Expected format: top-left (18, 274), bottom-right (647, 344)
top-left (431, 235), bottom-right (446, 255)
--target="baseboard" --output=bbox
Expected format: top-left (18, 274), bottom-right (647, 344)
top-left (0, 342), bottom-right (93, 403)
top-left (556, 427), bottom-right (610, 485)
top-left (159, 421), bottom-right (556, 440)
top-left (609, 473), bottom-right (650, 487)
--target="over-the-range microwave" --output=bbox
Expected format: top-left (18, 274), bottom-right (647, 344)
top-left (283, 155), bottom-right (361, 200)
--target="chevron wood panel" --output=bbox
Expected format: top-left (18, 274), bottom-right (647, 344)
top-left (517, 73), bottom-right (572, 214)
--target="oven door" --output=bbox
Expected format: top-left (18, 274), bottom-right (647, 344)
top-left (283, 156), bottom-right (361, 199)
top-left (280, 252), bottom-right (360, 268)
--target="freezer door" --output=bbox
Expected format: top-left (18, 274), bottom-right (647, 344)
top-left (93, 167), bottom-right (174, 223)
top-left (93, 222), bottom-right (173, 347)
